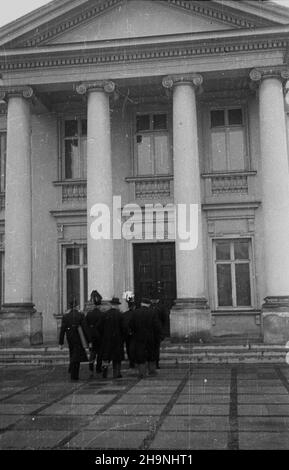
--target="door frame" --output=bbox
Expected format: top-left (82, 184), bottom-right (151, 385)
top-left (132, 240), bottom-right (176, 301)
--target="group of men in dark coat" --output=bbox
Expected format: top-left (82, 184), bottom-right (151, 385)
top-left (59, 290), bottom-right (166, 381)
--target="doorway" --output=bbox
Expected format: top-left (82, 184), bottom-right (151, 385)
top-left (133, 242), bottom-right (176, 305)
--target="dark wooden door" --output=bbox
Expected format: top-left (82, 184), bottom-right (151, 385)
top-left (133, 242), bottom-right (176, 305)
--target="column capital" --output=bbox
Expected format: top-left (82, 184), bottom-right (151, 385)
top-left (0, 86), bottom-right (34, 101)
top-left (75, 80), bottom-right (115, 95)
top-left (249, 66), bottom-right (289, 83)
top-left (162, 74), bottom-right (203, 90)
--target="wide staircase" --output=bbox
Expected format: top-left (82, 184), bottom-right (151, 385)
top-left (0, 336), bottom-right (288, 365)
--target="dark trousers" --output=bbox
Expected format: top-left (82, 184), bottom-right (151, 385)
top-left (112, 360), bottom-right (121, 378)
top-left (89, 349), bottom-right (102, 372)
top-left (70, 361), bottom-right (80, 380)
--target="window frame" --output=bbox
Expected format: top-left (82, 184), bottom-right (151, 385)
top-left (62, 243), bottom-right (87, 313)
top-left (133, 109), bottom-right (173, 177)
top-left (0, 131), bottom-right (6, 193)
top-left (206, 104), bottom-right (250, 174)
top-left (213, 237), bottom-right (255, 311)
top-left (60, 115), bottom-right (87, 181)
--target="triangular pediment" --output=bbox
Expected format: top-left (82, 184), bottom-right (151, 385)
top-left (1, 0), bottom-right (288, 49)
top-left (47, 0), bottom-right (233, 44)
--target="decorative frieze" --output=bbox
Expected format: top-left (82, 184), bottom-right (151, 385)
top-left (249, 66), bottom-right (289, 82)
top-left (0, 39), bottom-right (287, 72)
top-left (211, 174), bottom-right (248, 195)
top-left (0, 86), bottom-right (33, 101)
top-left (0, 193), bottom-right (5, 210)
top-left (61, 181), bottom-right (87, 202)
top-left (135, 178), bottom-right (172, 200)
top-left (75, 81), bottom-right (115, 95)
top-left (162, 74), bottom-right (203, 89)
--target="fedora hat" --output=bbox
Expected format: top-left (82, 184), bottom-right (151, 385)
top-left (110, 296), bottom-right (121, 305)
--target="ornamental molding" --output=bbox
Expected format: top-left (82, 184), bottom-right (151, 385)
top-left (0, 86), bottom-right (34, 100)
top-left (249, 66), bottom-right (289, 82)
top-left (1, 39), bottom-right (287, 72)
top-left (162, 73), bottom-right (203, 89)
top-left (75, 80), bottom-right (115, 95)
top-left (9, 0), bottom-right (269, 49)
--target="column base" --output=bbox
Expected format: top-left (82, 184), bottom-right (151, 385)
top-left (262, 296), bottom-right (289, 344)
top-left (170, 298), bottom-right (211, 343)
top-left (0, 303), bottom-right (43, 347)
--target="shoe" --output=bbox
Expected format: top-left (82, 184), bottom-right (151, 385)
top-left (138, 374), bottom-right (144, 379)
top-left (102, 366), bottom-right (108, 379)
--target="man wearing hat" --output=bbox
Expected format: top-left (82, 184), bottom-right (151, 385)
top-left (97, 296), bottom-right (125, 379)
top-left (85, 290), bottom-right (103, 378)
top-left (129, 297), bottom-right (162, 379)
top-left (59, 297), bottom-right (91, 381)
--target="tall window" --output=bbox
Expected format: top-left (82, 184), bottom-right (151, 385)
top-left (135, 112), bottom-right (171, 176)
top-left (210, 107), bottom-right (247, 172)
top-left (63, 245), bottom-right (87, 312)
top-left (62, 118), bottom-right (87, 180)
top-left (0, 132), bottom-right (6, 192)
top-left (0, 250), bottom-right (4, 307)
top-left (214, 238), bottom-right (253, 309)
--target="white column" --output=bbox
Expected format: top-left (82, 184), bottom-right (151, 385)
top-left (162, 75), bottom-right (210, 341)
top-left (163, 75), bottom-right (206, 300)
top-left (250, 68), bottom-right (289, 297)
top-left (4, 87), bottom-right (33, 306)
top-left (77, 81), bottom-right (115, 300)
top-left (250, 67), bottom-right (289, 343)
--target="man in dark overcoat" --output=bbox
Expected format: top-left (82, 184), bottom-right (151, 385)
top-left (129, 297), bottom-right (162, 379)
top-left (98, 297), bottom-right (125, 379)
top-left (59, 298), bottom-right (91, 381)
top-left (86, 290), bottom-right (103, 378)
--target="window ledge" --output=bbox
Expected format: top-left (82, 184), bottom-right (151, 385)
top-left (212, 310), bottom-right (261, 316)
top-left (201, 171), bottom-right (257, 179)
top-left (53, 180), bottom-right (87, 186)
top-left (125, 175), bottom-right (173, 182)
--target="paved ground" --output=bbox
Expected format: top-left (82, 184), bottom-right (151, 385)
top-left (0, 362), bottom-right (289, 450)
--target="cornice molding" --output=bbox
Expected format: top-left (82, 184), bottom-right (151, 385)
top-left (75, 80), bottom-right (115, 95)
top-left (162, 73), bottom-right (203, 89)
top-left (249, 66), bottom-right (289, 82)
top-left (13, 0), bottom-right (123, 48)
top-left (164, 0), bottom-right (270, 29)
top-left (0, 86), bottom-right (34, 100)
top-left (7, 0), bottom-right (271, 50)
top-left (1, 38), bottom-right (287, 72)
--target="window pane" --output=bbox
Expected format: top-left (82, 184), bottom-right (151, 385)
top-left (235, 263), bottom-right (251, 306)
top-left (136, 115), bottom-right (150, 132)
top-left (83, 267), bottom-right (88, 305)
top-left (83, 246), bottom-right (87, 265)
top-left (137, 135), bottom-right (153, 175)
top-left (0, 133), bottom-right (6, 192)
top-left (211, 132), bottom-right (227, 171)
top-left (81, 119), bottom-right (87, 136)
top-left (216, 241), bottom-right (231, 260)
top-left (228, 108), bottom-right (243, 125)
top-left (153, 114), bottom-right (167, 130)
top-left (66, 247), bottom-right (80, 265)
top-left (65, 120), bottom-right (78, 137)
top-left (80, 137), bottom-right (87, 179)
top-left (66, 268), bottom-right (80, 309)
top-left (228, 129), bottom-right (245, 171)
top-left (217, 264), bottom-right (232, 306)
top-left (211, 110), bottom-right (225, 127)
top-left (155, 134), bottom-right (170, 174)
top-left (234, 240), bottom-right (249, 260)
top-left (65, 140), bottom-right (79, 179)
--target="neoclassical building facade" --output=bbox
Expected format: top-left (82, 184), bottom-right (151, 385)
top-left (0, 0), bottom-right (289, 346)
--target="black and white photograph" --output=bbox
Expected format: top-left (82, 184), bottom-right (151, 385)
top-left (0, 0), bottom-right (289, 457)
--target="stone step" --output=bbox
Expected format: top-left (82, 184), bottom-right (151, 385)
top-left (0, 343), bottom-right (288, 365)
